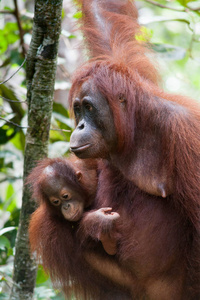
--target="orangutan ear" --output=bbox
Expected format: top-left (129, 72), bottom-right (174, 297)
top-left (76, 171), bottom-right (83, 181)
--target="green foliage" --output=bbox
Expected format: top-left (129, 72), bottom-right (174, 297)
top-left (0, 7), bottom-right (73, 294)
top-left (0, 23), bottom-right (19, 54)
top-left (135, 26), bottom-right (153, 41)
top-left (34, 266), bottom-right (65, 299)
top-left (152, 44), bottom-right (186, 60)
top-left (139, 0), bottom-right (200, 96)
top-left (0, 96), bottom-right (72, 298)
top-left (0, 236), bottom-right (10, 251)
top-left (73, 11), bottom-right (82, 19)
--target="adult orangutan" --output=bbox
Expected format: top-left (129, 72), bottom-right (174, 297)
top-left (68, 0), bottom-right (200, 299)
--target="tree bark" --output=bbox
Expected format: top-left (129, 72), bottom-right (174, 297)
top-left (9, 0), bottom-right (63, 299)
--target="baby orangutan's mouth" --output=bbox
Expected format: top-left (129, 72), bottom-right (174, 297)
top-left (62, 204), bottom-right (83, 222)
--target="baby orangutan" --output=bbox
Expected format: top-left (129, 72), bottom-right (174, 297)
top-left (28, 157), bottom-right (139, 299)
top-left (28, 156), bottom-right (120, 256)
top-left (40, 160), bottom-right (91, 222)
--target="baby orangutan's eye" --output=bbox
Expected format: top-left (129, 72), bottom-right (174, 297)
top-left (51, 199), bottom-right (61, 206)
top-left (62, 194), bottom-right (69, 199)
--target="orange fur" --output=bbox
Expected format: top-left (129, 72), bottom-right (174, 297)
top-left (68, 0), bottom-right (200, 298)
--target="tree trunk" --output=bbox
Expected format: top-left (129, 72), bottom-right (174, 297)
top-left (9, 0), bottom-right (63, 299)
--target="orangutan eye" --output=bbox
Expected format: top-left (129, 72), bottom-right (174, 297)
top-left (85, 103), bottom-right (93, 111)
top-left (74, 104), bottom-right (81, 114)
top-left (62, 194), bottom-right (69, 199)
top-left (52, 199), bottom-right (61, 206)
top-left (83, 97), bottom-right (93, 112)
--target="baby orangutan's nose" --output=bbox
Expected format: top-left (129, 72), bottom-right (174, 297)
top-left (63, 203), bottom-right (71, 210)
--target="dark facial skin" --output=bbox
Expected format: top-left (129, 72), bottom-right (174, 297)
top-left (42, 165), bottom-right (84, 221)
top-left (70, 80), bottom-right (117, 159)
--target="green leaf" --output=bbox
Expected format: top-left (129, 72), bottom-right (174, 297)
top-left (0, 33), bottom-right (8, 53)
top-left (0, 227), bottom-right (16, 236)
top-left (0, 236), bottom-right (10, 250)
top-left (135, 27), bottom-right (153, 42)
top-left (52, 112), bottom-right (73, 128)
top-left (187, 0), bottom-right (200, 9)
top-left (3, 6), bottom-right (13, 11)
top-left (5, 184), bottom-right (16, 204)
top-left (73, 11), bottom-right (82, 19)
top-left (0, 114), bottom-right (16, 127)
top-left (36, 265), bottom-right (49, 284)
top-left (68, 34), bottom-right (76, 39)
top-left (0, 157), bottom-right (4, 168)
top-left (153, 44), bottom-right (186, 61)
top-left (53, 102), bottom-right (70, 118)
top-left (6, 197), bottom-right (18, 214)
top-left (51, 104), bottom-right (73, 142)
top-left (0, 23), bottom-right (19, 53)
top-left (7, 33), bottom-right (19, 44)
top-left (61, 29), bottom-right (76, 40)
top-left (0, 128), bottom-right (16, 145)
top-left (177, 0), bottom-right (189, 6)
top-left (11, 131), bottom-right (25, 151)
top-left (4, 22), bottom-right (18, 31)
top-left (10, 49), bottom-right (26, 66)
top-left (61, 8), bottom-right (65, 19)
top-left (7, 247), bottom-right (13, 256)
top-left (0, 149), bottom-right (22, 165)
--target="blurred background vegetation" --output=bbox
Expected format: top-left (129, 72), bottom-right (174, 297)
top-left (0, 0), bottom-right (199, 299)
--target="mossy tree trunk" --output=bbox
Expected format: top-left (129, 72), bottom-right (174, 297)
top-left (9, 0), bottom-right (63, 299)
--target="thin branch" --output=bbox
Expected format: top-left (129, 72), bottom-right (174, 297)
top-left (0, 117), bottom-right (28, 128)
top-left (145, 18), bottom-right (190, 25)
top-left (0, 95), bottom-right (27, 103)
top-left (144, 0), bottom-right (186, 12)
top-left (188, 6), bottom-right (200, 11)
top-left (13, 0), bottom-right (26, 56)
top-left (0, 3), bottom-right (26, 55)
top-left (0, 10), bottom-right (15, 14)
top-left (0, 117), bottom-right (71, 132)
top-left (0, 177), bottom-right (23, 184)
top-left (187, 13), bottom-right (197, 58)
top-left (144, 0), bottom-right (200, 12)
top-left (51, 128), bottom-right (71, 132)
top-left (0, 57), bottom-right (26, 85)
